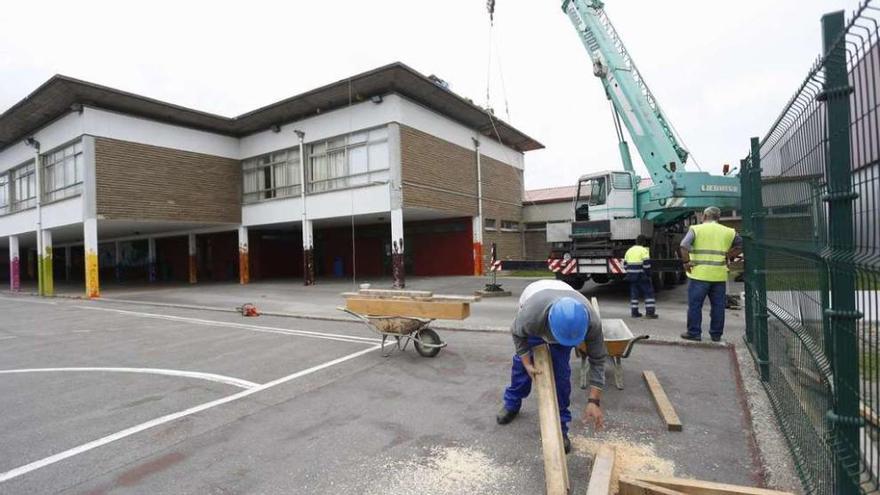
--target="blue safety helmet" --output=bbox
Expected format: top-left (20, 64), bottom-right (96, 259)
top-left (548, 297), bottom-right (589, 346)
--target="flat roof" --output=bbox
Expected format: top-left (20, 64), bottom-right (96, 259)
top-left (0, 62), bottom-right (543, 153)
top-left (524, 185), bottom-right (577, 204)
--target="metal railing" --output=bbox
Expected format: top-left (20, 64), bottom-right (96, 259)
top-left (742, 3), bottom-right (880, 494)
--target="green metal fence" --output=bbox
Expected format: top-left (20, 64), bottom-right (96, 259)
top-left (742, 3), bottom-right (880, 494)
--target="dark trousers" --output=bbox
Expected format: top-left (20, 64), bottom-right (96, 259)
top-left (686, 279), bottom-right (726, 337)
top-left (628, 276), bottom-right (655, 316)
top-left (502, 336), bottom-right (573, 434)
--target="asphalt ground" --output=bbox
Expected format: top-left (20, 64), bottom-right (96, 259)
top-left (28, 275), bottom-right (747, 342)
top-left (0, 294), bottom-right (764, 494)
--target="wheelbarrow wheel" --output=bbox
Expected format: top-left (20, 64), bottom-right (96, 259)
top-left (414, 328), bottom-right (442, 358)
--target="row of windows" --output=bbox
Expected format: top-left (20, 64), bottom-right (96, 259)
top-left (242, 127), bottom-right (390, 204)
top-left (484, 218), bottom-right (521, 232)
top-left (0, 140), bottom-right (83, 215)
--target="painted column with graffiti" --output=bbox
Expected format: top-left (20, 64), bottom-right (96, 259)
top-left (303, 220), bottom-right (314, 286)
top-left (84, 218), bottom-right (99, 298)
top-left (8, 235), bottom-right (19, 292)
top-left (40, 230), bottom-right (53, 297)
top-left (238, 226), bottom-right (249, 284)
top-left (472, 216), bottom-right (483, 276)
top-left (64, 246), bottom-right (72, 282)
top-left (391, 208), bottom-right (405, 289)
top-left (114, 241), bottom-right (122, 282)
top-left (188, 233), bottom-right (197, 284)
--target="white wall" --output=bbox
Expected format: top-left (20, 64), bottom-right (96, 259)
top-left (82, 107), bottom-right (240, 158)
top-left (242, 183), bottom-right (391, 227)
top-left (0, 196), bottom-right (83, 236)
top-left (0, 112), bottom-right (85, 172)
top-left (523, 201), bottom-right (572, 223)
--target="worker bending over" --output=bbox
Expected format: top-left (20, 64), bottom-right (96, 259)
top-left (496, 280), bottom-right (606, 454)
top-left (679, 206), bottom-right (742, 342)
top-left (624, 235), bottom-right (657, 319)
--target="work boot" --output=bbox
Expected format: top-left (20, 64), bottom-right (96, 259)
top-left (496, 406), bottom-right (519, 425)
top-left (711, 335), bottom-right (722, 342)
top-left (631, 312), bottom-right (643, 318)
top-left (680, 332), bottom-right (701, 342)
top-left (563, 434), bottom-right (572, 454)
top-left (645, 313), bottom-right (658, 319)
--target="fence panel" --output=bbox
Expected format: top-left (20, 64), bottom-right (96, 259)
top-left (743, 3), bottom-right (880, 494)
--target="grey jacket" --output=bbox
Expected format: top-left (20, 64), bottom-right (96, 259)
top-left (511, 288), bottom-right (607, 389)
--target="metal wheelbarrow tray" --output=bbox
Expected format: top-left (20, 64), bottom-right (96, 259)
top-left (577, 297), bottom-right (649, 390)
top-left (338, 307), bottom-right (447, 358)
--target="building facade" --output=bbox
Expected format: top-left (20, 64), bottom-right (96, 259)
top-left (0, 63), bottom-right (541, 297)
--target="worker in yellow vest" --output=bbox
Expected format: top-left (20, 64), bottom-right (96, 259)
top-left (679, 207), bottom-right (742, 342)
top-left (623, 235), bottom-right (657, 319)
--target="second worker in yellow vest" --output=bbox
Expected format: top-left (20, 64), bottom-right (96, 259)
top-left (679, 206), bottom-right (742, 342)
top-left (623, 235), bottom-right (657, 319)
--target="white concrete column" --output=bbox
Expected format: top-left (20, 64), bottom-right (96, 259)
top-left (391, 208), bottom-right (405, 288)
top-left (238, 226), bottom-right (249, 284)
top-left (8, 235), bottom-right (19, 292)
top-left (188, 233), bottom-right (197, 284)
top-left (302, 220), bottom-right (314, 285)
top-left (472, 138), bottom-right (484, 276)
top-left (84, 218), bottom-right (99, 298)
top-left (40, 230), bottom-right (53, 297)
top-left (147, 237), bottom-right (157, 282)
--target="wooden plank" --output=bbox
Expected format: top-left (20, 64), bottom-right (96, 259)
top-left (585, 445), bottom-right (615, 495)
top-left (344, 297), bottom-right (470, 320)
top-left (634, 476), bottom-right (795, 495)
top-left (619, 477), bottom-right (687, 495)
top-left (533, 344), bottom-right (570, 495)
top-left (359, 288), bottom-right (433, 298)
top-left (642, 371), bottom-right (683, 431)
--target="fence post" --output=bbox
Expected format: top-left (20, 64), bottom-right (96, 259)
top-left (739, 157), bottom-right (754, 346)
top-left (821, 10), bottom-right (860, 494)
top-left (749, 137), bottom-right (770, 382)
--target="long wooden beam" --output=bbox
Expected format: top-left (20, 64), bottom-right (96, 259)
top-left (534, 344), bottom-right (570, 495)
top-left (344, 298), bottom-right (470, 320)
top-left (585, 445), bottom-right (615, 495)
top-left (643, 371), bottom-right (682, 431)
top-left (634, 476), bottom-right (795, 495)
top-left (619, 477), bottom-right (687, 495)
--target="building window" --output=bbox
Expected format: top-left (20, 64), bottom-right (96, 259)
top-left (242, 147), bottom-right (301, 204)
top-left (524, 222), bottom-right (546, 231)
top-left (43, 140), bottom-right (84, 202)
top-left (484, 218), bottom-right (496, 230)
top-left (11, 161), bottom-right (36, 211)
top-left (0, 174), bottom-right (8, 215)
top-left (500, 220), bottom-right (520, 232)
top-left (308, 127), bottom-right (389, 193)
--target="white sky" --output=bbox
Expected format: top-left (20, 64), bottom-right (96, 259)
top-left (0, 0), bottom-right (864, 189)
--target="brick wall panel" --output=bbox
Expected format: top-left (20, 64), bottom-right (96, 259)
top-left (95, 138), bottom-right (241, 223)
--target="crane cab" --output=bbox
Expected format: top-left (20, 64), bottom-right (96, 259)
top-left (573, 170), bottom-right (636, 222)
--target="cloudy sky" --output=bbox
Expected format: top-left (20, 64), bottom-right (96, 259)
top-left (0, 0), bottom-right (864, 189)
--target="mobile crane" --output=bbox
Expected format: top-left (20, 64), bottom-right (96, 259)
top-left (541, 0), bottom-right (741, 289)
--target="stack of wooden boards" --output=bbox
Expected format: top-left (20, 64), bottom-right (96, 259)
top-left (341, 288), bottom-right (478, 320)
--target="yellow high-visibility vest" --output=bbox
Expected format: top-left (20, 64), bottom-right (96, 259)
top-left (687, 222), bottom-right (736, 282)
top-left (624, 245), bottom-right (650, 266)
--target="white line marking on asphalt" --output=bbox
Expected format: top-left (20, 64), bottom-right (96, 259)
top-left (0, 367), bottom-right (259, 390)
top-left (0, 344), bottom-right (381, 483)
top-left (78, 306), bottom-right (381, 345)
top-left (0, 336), bottom-right (17, 341)
top-left (0, 296), bottom-right (57, 305)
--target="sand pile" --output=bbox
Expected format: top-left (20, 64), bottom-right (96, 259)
top-left (371, 446), bottom-right (513, 495)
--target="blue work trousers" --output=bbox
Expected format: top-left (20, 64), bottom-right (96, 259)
top-left (686, 279), bottom-right (726, 338)
top-left (628, 275), bottom-right (655, 316)
top-left (503, 336), bottom-right (573, 434)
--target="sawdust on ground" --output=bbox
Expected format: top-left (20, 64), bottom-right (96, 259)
top-left (573, 433), bottom-right (676, 494)
top-left (370, 445), bottom-right (514, 495)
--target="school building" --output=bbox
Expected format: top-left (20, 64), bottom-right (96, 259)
top-left (0, 63), bottom-right (542, 297)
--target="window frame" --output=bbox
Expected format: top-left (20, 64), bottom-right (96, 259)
top-left (241, 146), bottom-right (302, 204)
top-left (42, 139), bottom-right (84, 203)
top-left (307, 126), bottom-right (390, 193)
top-left (500, 220), bottom-right (520, 232)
